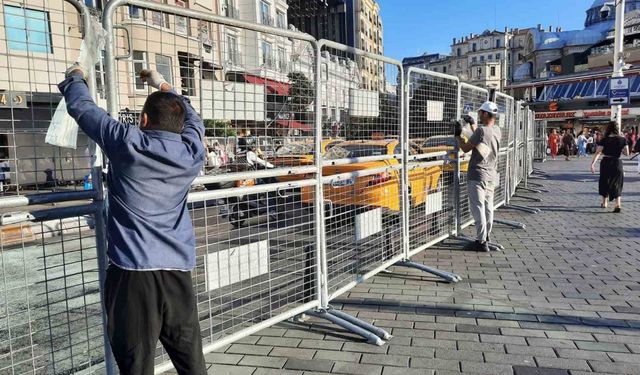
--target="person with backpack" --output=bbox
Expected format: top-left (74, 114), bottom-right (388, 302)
top-left (59, 65), bottom-right (207, 374)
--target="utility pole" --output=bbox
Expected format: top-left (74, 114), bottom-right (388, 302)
top-left (611, 0), bottom-right (626, 132)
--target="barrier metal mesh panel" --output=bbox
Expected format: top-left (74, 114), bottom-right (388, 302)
top-left (105, 3), bottom-right (321, 369)
top-left (494, 93), bottom-right (513, 206)
top-left (534, 120), bottom-right (547, 162)
top-left (0, 217), bottom-right (105, 374)
top-left (458, 84), bottom-right (487, 227)
top-left (317, 47), bottom-right (404, 297)
top-left (406, 69), bottom-right (457, 250)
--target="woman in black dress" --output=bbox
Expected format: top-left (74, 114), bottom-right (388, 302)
top-left (590, 121), bottom-right (630, 212)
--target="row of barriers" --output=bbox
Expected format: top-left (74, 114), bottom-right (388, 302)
top-left (0, 1), bottom-right (544, 373)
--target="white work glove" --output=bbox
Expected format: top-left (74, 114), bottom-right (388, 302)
top-left (139, 69), bottom-right (170, 91)
top-left (65, 62), bottom-right (88, 80)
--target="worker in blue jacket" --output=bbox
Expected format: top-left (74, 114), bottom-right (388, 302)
top-left (59, 65), bottom-right (207, 374)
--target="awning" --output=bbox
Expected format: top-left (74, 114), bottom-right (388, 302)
top-left (244, 74), bottom-right (290, 96)
top-left (276, 119), bottom-right (312, 132)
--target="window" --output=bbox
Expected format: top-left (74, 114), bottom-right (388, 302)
top-left (261, 41), bottom-right (272, 67)
top-left (490, 66), bottom-right (496, 77)
top-left (472, 43), bottom-right (477, 52)
top-left (227, 34), bottom-right (239, 65)
top-left (276, 11), bottom-right (286, 28)
top-left (260, 1), bottom-right (271, 25)
top-left (480, 55), bottom-right (485, 62)
top-left (155, 55), bottom-right (173, 85)
top-left (496, 39), bottom-right (501, 48)
top-left (278, 47), bottom-right (286, 72)
top-left (175, 0), bottom-right (189, 35)
top-left (128, 6), bottom-right (143, 19)
top-left (179, 55), bottom-right (196, 96)
top-left (4, 5), bottom-right (52, 53)
top-left (442, 66), bottom-right (447, 74)
top-left (488, 55), bottom-right (492, 60)
top-left (95, 50), bottom-right (106, 99)
top-left (472, 57), bottom-right (477, 63)
top-left (132, 51), bottom-right (147, 90)
top-left (496, 53), bottom-right (501, 60)
top-left (457, 48), bottom-right (461, 57)
top-left (152, 0), bottom-right (169, 28)
top-left (477, 67), bottom-right (482, 77)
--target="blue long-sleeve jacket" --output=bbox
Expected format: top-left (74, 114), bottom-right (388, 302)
top-left (58, 74), bottom-right (205, 271)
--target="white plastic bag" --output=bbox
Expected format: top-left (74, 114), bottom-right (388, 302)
top-left (46, 18), bottom-right (107, 149)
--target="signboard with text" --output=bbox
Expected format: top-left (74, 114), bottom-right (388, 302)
top-left (609, 77), bottom-right (630, 105)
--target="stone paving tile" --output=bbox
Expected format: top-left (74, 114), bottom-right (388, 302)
top-left (204, 159), bottom-right (640, 374)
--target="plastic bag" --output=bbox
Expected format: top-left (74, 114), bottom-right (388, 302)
top-left (46, 18), bottom-right (107, 149)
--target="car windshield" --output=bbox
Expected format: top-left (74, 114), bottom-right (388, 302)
top-left (325, 145), bottom-right (389, 159)
top-left (276, 143), bottom-right (313, 156)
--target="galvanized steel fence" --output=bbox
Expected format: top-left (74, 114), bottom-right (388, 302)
top-left (0, 1), bottom-right (540, 373)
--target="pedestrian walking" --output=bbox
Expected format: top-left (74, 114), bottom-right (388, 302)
top-left (59, 65), bottom-right (207, 374)
top-left (562, 130), bottom-right (574, 161)
top-left (586, 133), bottom-right (595, 154)
top-left (455, 101), bottom-right (501, 252)
top-left (632, 136), bottom-right (640, 174)
top-left (577, 131), bottom-right (588, 157)
top-left (590, 121), bottom-right (630, 213)
top-left (548, 129), bottom-right (560, 160)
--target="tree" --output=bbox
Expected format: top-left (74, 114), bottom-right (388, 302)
top-left (287, 72), bottom-right (314, 122)
top-left (203, 119), bottom-right (236, 137)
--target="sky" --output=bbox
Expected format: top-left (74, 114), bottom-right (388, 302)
top-left (378, 0), bottom-right (594, 61)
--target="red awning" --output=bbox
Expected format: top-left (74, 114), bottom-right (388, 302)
top-left (276, 119), bottom-right (312, 132)
top-left (243, 74), bottom-right (290, 96)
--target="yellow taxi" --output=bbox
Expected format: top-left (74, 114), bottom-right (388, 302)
top-left (301, 139), bottom-right (442, 212)
top-left (273, 139), bottom-right (342, 182)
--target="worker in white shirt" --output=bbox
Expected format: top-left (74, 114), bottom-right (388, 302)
top-left (246, 145), bottom-right (274, 169)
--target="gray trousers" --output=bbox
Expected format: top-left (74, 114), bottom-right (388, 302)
top-left (467, 179), bottom-right (495, 242)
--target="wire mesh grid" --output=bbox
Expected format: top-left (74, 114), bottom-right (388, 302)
top-left (0, 216), bottom-right (105, 374)
top-left (405, 69), bottom-right (457, 252)
top-left (108, 3), bottom-right (318, 179)
top-left (0, 0), bottom-right (95, 196)
top-left (317, 47), bottom-right (404, 297)
top-left (457, 84), bottom-right (488, 228)
top-left (104, 3), bottom-right (322, 369)
top-left (493, 93), bottom-right (513, 206)
top-left (533, 120), bottom-right (547, 162)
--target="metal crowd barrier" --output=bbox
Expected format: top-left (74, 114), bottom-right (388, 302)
top-left (0, 0), bottom-right (546, 373)
top-left (0, 0), bottom-right (113, 374)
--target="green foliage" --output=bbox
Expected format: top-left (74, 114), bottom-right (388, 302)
top-left (287, 72), bottom-right (314, 121)
top-left (203, 119), bottom-right (236, 137)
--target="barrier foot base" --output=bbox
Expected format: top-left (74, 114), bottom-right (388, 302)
top-left (327, 309), bottom-right (392, 340)
top-left (525, 181), bottom-right (546, 188)
top-left (516, 187), bottom-right (542, 194)
top-left (454, 235), bottom-right (503, 252)
top-left (503, 204), bottom-right (541, 214)
top-left (395, 260), bottom-right (462, 283)
top-left (306, 310), bottom-right (386, 346)
top-left (493, 218), bottom-right (526, 229)
top-left (512, 194), bottom-right (542, 202)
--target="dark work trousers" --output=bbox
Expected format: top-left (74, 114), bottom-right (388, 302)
top-left (104, 265), bottom-right (207, 375)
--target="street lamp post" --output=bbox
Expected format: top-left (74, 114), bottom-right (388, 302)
top-left (605, 0), bottom-right (626, 131)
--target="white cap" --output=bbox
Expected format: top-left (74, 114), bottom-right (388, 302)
top-left (478, 101), bottom-right (499, 115)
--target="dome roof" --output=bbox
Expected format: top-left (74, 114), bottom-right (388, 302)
top-left (538, 32), bottom-right (565, 50)
top-left (565, 29), bottom-right (605, 46)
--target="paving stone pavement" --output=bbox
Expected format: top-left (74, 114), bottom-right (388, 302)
top-left (188, 158), bottom-right (640, 375)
